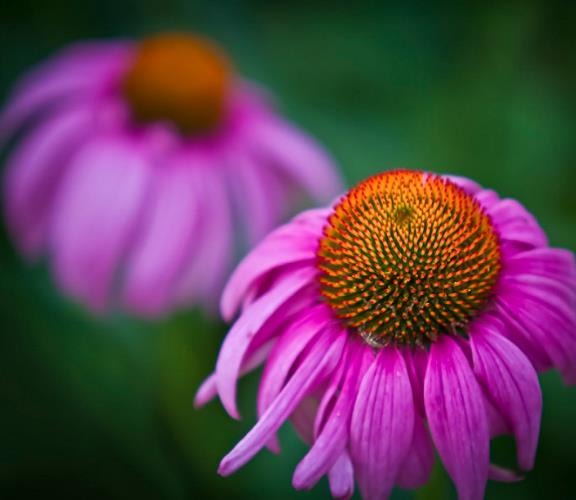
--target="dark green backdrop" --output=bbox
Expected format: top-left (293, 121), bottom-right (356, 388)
top-left (1, 1), bottom-right (575, 498)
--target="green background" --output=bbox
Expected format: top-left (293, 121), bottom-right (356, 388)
top-left (1, 1), bottom-right (575, 498)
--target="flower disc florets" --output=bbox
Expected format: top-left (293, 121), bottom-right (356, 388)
top-left (318, 170), bottom-right (501, 347)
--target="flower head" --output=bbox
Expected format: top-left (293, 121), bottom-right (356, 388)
top-left (1, 33), bottom-right (342, 316)
top-left (196, 169), bottom-right (576, 499)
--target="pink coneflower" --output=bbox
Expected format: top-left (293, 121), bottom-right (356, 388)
top-left (196, 170), bottom-right (576, 499)
top-left (1, 33), bottom-right (342, 316)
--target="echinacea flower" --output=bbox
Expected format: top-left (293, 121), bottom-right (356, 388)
top-left (1, 33), bottom-right (342, 316)
top-left (196, 169), bottom-right (576, 499)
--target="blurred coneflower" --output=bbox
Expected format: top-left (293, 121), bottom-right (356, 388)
top-left (196, 170), bottom-right (576, 499)
top-left (1, 33), bottom-right (342, 316)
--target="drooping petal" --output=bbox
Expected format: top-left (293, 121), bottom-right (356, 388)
top-left (424, 336), bottom-right (489, 500)
top-left (247, 117), bottom-right (343, 204)
top-left (293, 339), bottom-right (365, 490)
top-left (122, 159), bottom-right (203, 316)
top-left (220, 208), bottom-right (327, 321)
top-left (172, 161), bottom-right (233, 311)
top-left (328, 452), bottom-right (355, 500)
top-left (290, 396), bottom-right (318, 446)
top-left (194, 340), bottom-right (273, 408)
top-left (350, 348), bottom-right (415, 500)
top-left (216, 267), bottom-right (317, 418)
top-left (228, 149), bottom-right (280, 245)
top-left (396, 416), bottom-right (435, 489)
top-left (488, 464), bottom-right (524, 482)
top-left (0, 43), bottom-right (131, 142)
top-left (50, 135), bottom-right (151, 312)
top-left (496, 289), bottom-right (576, 384)
top-left (470, 317), bottom-right (542, 471)
top-left (218, 329), bottom-right (346, 476)
top-left (3, 106), bottom-right (92, 256)
top-left (257, 304), bottom-right (332, 420)
top-left (257, 304), bottom-right (334, 450)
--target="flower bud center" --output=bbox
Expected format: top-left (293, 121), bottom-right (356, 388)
top-left (121, 33), bottom-right (232, 135)
top-left (317, 170), bottom-right (501, 347)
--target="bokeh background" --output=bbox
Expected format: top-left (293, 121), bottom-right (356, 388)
top-left (1, 1), bottom-right (575, 498)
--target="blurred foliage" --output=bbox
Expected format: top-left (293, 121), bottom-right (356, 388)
top-left (1, 0), bottom-right (575, 498)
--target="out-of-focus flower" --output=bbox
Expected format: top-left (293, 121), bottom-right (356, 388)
top-left (1, 33), bottom-right (342, 316)
top-left (196, 170), bottom-right (576, 499)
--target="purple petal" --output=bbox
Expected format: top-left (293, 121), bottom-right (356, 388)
top-left (496, 290), bottom-right (576, 384)
top-left (218, 329), bottom-right (346, 476)
top-left (293, 339), bottom-right (365, 490)
top-left (350, 348), bottom-right (415, 500)
top-left (290, 396), bottom-right (318, 446)
top-left (488, 199), bottom-right (548, 248)
top-left (257, 304), bottom-right (333, 449)
top-left (0, 42), bottom-right (131, 143)
top-left (50, 135), bottom-right (150, 312)
top-left (470, 317), bottom-right (542, 471)
top-left (504, 248), bottom-right (576, 287)
top-left (489, 464), bottom-right (524, 482)
top-left (328, 452), bottom-right (355, 500)
top-left (492, 300), bottom-right (552, 372)
top-left (220, 214), bottom-right (321, 321)
top-left (172, 163), bottom-right (233, 311)
top-left (474, 189), bottom-right (501, 210)
top-left (444, 174), bottom-right (482, 194)
top-left (122, 160), bottom-right (203, 316)
top-left (257, 304), bottom-right (331, 419)
top-left (228, 149), bottom-right (281, 245)
top-left (194, 340), bottom-right (272, 408)
top-left (247, 117), bottom-right (343, 204)
top-left (396, 416), bottom-right (435, 489)
top-left (424, 336), bottom-right (489, 500)
top-left (216, 266), bottom-right (317, 418)
top-left (3, 106), bottom-right (91, 256)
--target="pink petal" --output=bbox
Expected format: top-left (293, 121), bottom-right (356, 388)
top-left (488, 464), bottom-right (524, 482)
top-left (504, 248), bottom-right (576, 287)
top-left (470, 317), bottom-right (542, 471)
top-left (396, 417), bottom-right (435, 489)
top-left (173, 163), bottom-right (233, 311)
top-left (218, 329), bottom-right (346, 476)
top-left (257, 304), bottom-right (333, 450)
top-left (488, 199), bottom-right (547, 248)
top-left (293, 339), bottom-right (365, 490)
top-left (50, 135), bottom-right (150, 312)
top-left (350, 348), bottom-right (415, 500)
top-left (257, 304), bottom-right (331, 419)
top-left (444, 174), bottom-right (482, 194)
top-left (248, 117), bottom-right (343, 204)
top-left (221, 207), bottom-right (327, 321)
top-left (3, 106), bottom-right (91, 256)
top-left (0, 42), bottom-right (131, 142)
top-left (424, 336), bottom-right (489, 500)
top-left (290, 396), bottom-right (319, 446)
top-left (496, 290), bottom-right (576, 384)
top-left (228, 149), bottom-right (280, 245)
top-left (328, 452), bottom-right (355, 500)
top-left (216, 267), bottom-right (317, 418)
top-left (194, 340), bottom-right (273, 408)
top-left (122, 159), bottom-right (204, 316)
top-left (474, 189), bottom-right (500, 210)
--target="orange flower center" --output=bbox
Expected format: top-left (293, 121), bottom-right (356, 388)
top-left (121, 33), bottom-right (232, 135)
top-left (317, 170), bottom-right (501, 348)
